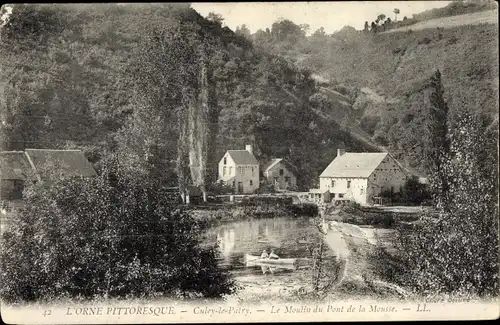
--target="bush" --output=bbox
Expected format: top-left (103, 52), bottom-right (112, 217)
top-left (240, 195), bottom-right (293, 207)
top-left (389, 113), bottom-right (498, 298)
top-left (207, 180), bottom-right (233, 195)
top-left (0, 165), bottom-right (236, 303)
top-left (401, 176), bottom-right (431, 205)
top-left (417, 37), bottom-right (432, 45)
top-left (254, 182), bottom-right (276, 194)
top-left (287, 203), bottom-right (318, 217)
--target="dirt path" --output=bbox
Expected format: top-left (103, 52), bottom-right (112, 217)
top-left (383, 10), bottom-right (498, 34)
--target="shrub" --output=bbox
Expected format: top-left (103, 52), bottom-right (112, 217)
top-left (207, 180), bottom-right (233, 195)
top-left (417, 37), bottom-right (432, 45)
top-left (401, 176), bottom-right (431, 205)
top-left (254, 182), bottom-right (276, 194)
top-left (288, 203), bottom-right (318, 217)
top-left (391, 113), bottom-right (498, 298)
top-left (0, 165), bottom-right (236, 303)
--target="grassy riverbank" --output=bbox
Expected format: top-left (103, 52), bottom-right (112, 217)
top-left (187, 202), bottom-right (318, 225)
top-left (326, 203), bottom-right (422, 228)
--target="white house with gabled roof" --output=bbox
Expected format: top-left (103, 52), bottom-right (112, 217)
top-left (218, 145), bottom-right (259, 194)
top-left (319, 149), bottom-right (409, 205)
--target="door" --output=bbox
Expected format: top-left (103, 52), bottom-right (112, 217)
top-left (238, 182), bottom-right (243, 194)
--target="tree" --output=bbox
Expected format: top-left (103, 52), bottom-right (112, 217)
top-left (393, 8), bottom-right (400, 21)
top-left (270, 19), bottom-right (306, 43)
top-left (235, 24), bottom-right (251, 38)
top-left (206, 12), bottom-right (224, 25)
top-left (312, 27), bottom-right (326, 37)
top-left (299, 23), bottom-right (310, 36)
top-left (394, 111), bottom-right (498, 298)
top-left (401, 175), bottom-right (430, 204)
top-left (423, 70), bottom-right (450, 211)
top-left (0, 161), bottom-right (236, 302)
top-left (370, 21), bottom-right (377, 33)
top-left (363, 21), bottom-right (369, 32)
top-left (377, 14), bottom-right (386, 25)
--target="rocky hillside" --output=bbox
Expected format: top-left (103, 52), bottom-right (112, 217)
top-left (0, 4), bottom-right (374, 190)
top-left (254, 17), bottom-right (498, 174)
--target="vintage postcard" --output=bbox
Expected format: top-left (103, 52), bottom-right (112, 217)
top-left (0, 1), bottom-right (498, 323)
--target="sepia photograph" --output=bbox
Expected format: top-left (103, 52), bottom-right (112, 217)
top-left (0, 1), bottom-right (498, 323)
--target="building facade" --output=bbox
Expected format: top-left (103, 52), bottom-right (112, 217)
top-left (1, 149), bottom-right (96, 200)
top-left (308, 189), bottom-right (331, 204)
top-left (1, 149), bottom-right (97, 213)
top-left (262, 158), bottom-right (297, 190)
top-left (218, 145), bottom-right (259, 194)
top-left (319, 149), bottom-right (408, 205)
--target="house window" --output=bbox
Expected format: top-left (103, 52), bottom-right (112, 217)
top-left (331, 193), bottom-right (336, 198)
top-left (331, 179), bottom-right (335, 187)
top-left (347, 180), bottom-right (351, 188)
top-left (339, 193), bottom-right (344, 198)
top-left (250, 180), bottom-right (253, 186)
top-left (360, 187), bottom-right (364, 195)
top-left (241, 167), bottom-right (244, 175)
top-left (274, 177), bottom-right (278, 184)
top-left (279, 169), bottom-right (284, 176)
top-left (224, 157), bottom-right (227, 165)
top-left (229, 166), bottom-right (233, 175)
top-left (252, 167), bottom-right (254, 176)
top-left (223, 166), bottom-right (227, 176)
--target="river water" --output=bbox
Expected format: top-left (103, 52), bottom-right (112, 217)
top-left (201, 217), bottom-right (345, 297)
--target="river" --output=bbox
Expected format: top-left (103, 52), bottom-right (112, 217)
top-left (202, 216), bottom-right (348, 299)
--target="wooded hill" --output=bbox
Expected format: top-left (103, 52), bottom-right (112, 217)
top-left (0, 4), bottom-right (373, 191)
top-left (250, 14), bottom-right (498, 174)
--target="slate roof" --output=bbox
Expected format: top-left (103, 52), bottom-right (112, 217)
top-left (262, 158), bottom-right (298, 175)
top-left (25, 149), bottom-right (97, 178)
top-left (319, 152), bottom-right (388, 178)
top-left (309, 188), bottom-right (329, 194)
top-left (0, 151), bottom-right (33, 180)
top-left (226, 150), bottom-right (258, 165)
top-left (262, 158), bottom-right (282, 172)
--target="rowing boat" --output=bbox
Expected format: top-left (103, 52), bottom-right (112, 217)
top-left (245, 254), bottom-right (298, 266)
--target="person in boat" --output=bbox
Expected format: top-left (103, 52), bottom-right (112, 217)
top-left (260, 249), bottom-right (269, 259)
top-left (269, 249), bottom-right (280, 260)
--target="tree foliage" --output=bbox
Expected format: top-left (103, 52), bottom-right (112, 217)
top-left (392, 107), bottom-right (498, 298)
top-left (0, 4), bottom-right (370, 191)
top-left (0, 160), bottom-right (236, 302)
top-left (423, 70), bottom-right (451, 209)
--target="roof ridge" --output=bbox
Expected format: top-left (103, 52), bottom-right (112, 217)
top-left (25, 149), bottom-right (82, 152)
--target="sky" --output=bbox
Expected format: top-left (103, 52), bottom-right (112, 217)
top-left (191, 1), bottom-right (452, 34)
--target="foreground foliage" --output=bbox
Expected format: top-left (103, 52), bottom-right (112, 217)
top-left (372, 74), bottom-right (498, 299)
top-left (0, 162), bottom-right (236, 303)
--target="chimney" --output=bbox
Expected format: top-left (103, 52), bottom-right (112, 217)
top-left (245, 144), bottom-right (253, 154)
top-left (337, 148), bottom-right (346, 157)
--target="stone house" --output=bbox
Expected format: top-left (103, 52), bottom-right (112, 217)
top-left (261, 158), bottom-right (298, 190)
top-left (0, 149), bottom-right (97, 206)
top-left (218, 145), bottom-right (259, 194)
top-left (319, 149), bottom-right (409, 205)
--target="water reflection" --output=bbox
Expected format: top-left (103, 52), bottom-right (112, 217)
top-left (203, 217), bottom-right (339, 277)
top-left (217, 227), bottom-right (235, 262)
